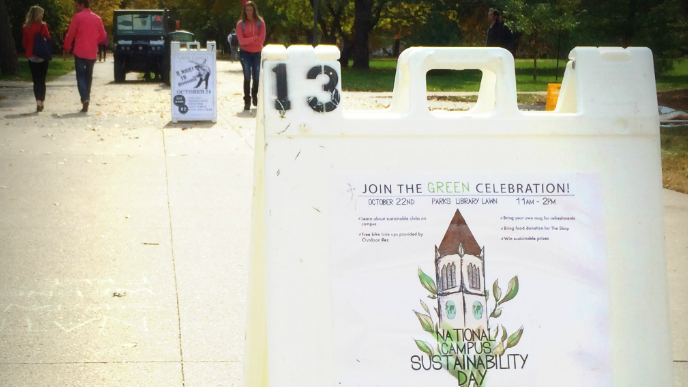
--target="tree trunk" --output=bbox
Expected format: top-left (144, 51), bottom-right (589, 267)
top-left (339, 36), bottom-right (354, 68)
top-left (352, 0), bottom-right (372, 69)
top-left (533, 56), bottom-right (537, 82)
top-left (0, 0), bottom-right (18, 76)
top-left (393, 37), bottom-right (400, 57)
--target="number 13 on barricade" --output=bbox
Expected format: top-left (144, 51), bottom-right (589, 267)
top-left (264, 46), bottom-right (342, 116)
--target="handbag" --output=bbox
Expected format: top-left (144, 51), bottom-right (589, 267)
top-left (33, 24), bottom-right (52, 61)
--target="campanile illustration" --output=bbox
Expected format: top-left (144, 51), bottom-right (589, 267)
top-left (435, 209), bottom-right (489, 333)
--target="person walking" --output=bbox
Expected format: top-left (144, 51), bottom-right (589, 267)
top-left (22, 5), bottom-right (51, 112)
top-left (98, 32), bottom-right (108, 62)
top-left (236, 1), bottom-right (265, 110)
top-left (227, 29), bottom-right (239, 62)
top-left (63, 0), bottom-right (106, 113)
top-left (486, 8), bottom-right (515, 55)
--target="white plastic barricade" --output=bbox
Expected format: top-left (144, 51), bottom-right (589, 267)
top-left (171, 41), bottom-right (217, 123)
top-left (244, 45), bottom-right (672, 387)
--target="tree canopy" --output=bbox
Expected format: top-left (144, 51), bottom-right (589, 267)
top-left (1, 0), bottom-right (686, 76)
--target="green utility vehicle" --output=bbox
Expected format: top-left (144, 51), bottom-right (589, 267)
top-left (113, 10), bottom-right (166, 83)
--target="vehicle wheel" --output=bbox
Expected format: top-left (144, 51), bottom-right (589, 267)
top-left (114, 59), bottom-right (125, 83)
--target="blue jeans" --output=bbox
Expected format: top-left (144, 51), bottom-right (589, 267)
top-left (239, 50), bottom-right (261, 102)
top-left (74, 56), bottom-right (95, 102)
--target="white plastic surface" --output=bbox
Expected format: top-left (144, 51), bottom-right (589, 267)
top-left (244, 45), bottom-right (671, 387)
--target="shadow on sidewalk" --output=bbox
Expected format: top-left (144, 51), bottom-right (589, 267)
top-left (50, 112), bottom-right (88, 119)
top-left (4, 111), bottom-right (39, 119)
top-left (163, 121), bottom-right (216, 129)
top-left (235, 110), bottom-right (255, 118)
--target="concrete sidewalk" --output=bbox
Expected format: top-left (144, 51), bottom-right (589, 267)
top-left (0, 58), bottom-right (686, 386)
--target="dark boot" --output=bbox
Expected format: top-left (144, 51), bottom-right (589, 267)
top-left (244, 96), bottom-right (251, 110)
top-left (252, 93), bottom-right (257, 107)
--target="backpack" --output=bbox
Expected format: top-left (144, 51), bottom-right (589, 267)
top-left (230, 33), bottom-right (238, 46)
top-left (502, 25), bottom-right (516, 55)
top-left (241, 20), bottom-right (261, 34)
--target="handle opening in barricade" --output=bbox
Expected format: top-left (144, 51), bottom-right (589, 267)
top-left (389, 47), bottom-right (520, 117)
top-left (425, 69), bottom-right (483, 113)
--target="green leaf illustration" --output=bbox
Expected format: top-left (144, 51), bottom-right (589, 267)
top-left (506, 326), bottom-right (524, 349)
top-left (497, 276), bottom-right (519, 306)
top-left (414, 339), bottom-right (434, 356)
top-left (500, 326), bottom-right (507, 344)
top-left (493, 279), bottom-right (502, 302)
top-left (414, 311), bottom-right (434, 333)
top-left (490, 308), bottom-right (502, 318)
top-left (434, 307), bottom-right (439, 317)
top-left (427, 295), bottom-right (437, 299)
top-left (420, 300), bottom-right (430, 315)
top-left (493, 341), bottom-right (505, 356)
top-left (485, 290), bottom-right (490, 300)
top-left (418, 268), bottom-right (437, 295)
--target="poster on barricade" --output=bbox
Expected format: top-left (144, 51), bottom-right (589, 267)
top-left (329, 172), bottom-right (610, 387)
top-left (171, 42), bottom-right (216, 122)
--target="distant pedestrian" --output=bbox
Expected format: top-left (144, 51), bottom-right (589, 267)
top-left (236, 1), bottom-right (265, 110)
top-left (63, 0), bottom-right (106, 113)
top-left (486, 8), bottom-right (515, 55)
top-left (22, 5), bottom-right (51, 112)
top-left (98, 32), bottom-right (108, 62)
top-left (227, 29), bottom-right (239, 62)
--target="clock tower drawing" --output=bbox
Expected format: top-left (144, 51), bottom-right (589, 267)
top-left (435, 209), bottom-right (489, 333)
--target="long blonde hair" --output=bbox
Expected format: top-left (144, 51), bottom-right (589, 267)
top-left (24, 5), bottom-right (44, 27)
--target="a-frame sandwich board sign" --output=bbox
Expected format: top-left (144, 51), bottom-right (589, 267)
top-left (244, 45), bottom-right (672, 387)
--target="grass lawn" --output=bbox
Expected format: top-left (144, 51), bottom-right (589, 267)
top-left (0, 57), bottom-right (75, 82)
top-left (342, 57), bottom-right (688, 93)
top-left (661, 126), bottom-right (688, 194)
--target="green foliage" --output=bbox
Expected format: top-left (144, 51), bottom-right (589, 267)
top-left (420, 299), bottom-right (430, 315)
top-left (496, 276), bottom-right (519, 306)
top-left (417, 267), bottom-right (437, 297)
top-left (414, 339), bottom-right (434, 356)
top-left (506, 327), bottom-right (524, 349)
top-left (413, 270), bottom-right (524, 386)
top-left (414, 311), bottom-right (435, 334)
top-left (8, 0), bottom-right (73, 51)
top-left (402, 3), bottom-right (463, 47)
top-left (571, 0), bottom-right (688, 74)
top-left (0, 56), bottom-right (74, 81)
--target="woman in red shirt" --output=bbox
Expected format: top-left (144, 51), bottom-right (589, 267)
top-left (22, 5), bottom-right (51, 112)
top-left (236, 1), bottom-right (266, 110)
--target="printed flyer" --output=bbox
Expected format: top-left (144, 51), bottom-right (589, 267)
top-left (171, 51), bottom-right (216, 120)
top-left (329, 172), bottom-right (611, 387)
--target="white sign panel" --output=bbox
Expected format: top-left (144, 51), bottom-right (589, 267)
top-left (329, 172), bottom-right (610, 387)
top-left (171, 42), bottom-right (216, 122)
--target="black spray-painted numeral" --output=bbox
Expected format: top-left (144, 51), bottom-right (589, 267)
top-left (272, 63), bottom-right (291, 111)
top-left (306, 65), bottom-right (340, 113)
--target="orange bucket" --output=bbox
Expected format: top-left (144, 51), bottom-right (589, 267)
top-left (545, 83), bottom-right (562, 111)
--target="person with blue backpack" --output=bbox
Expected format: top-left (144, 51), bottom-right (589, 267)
top-left (236, 1), bottom-right (265, 110)
top-left (22, 5), bottom-right (51, 112)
